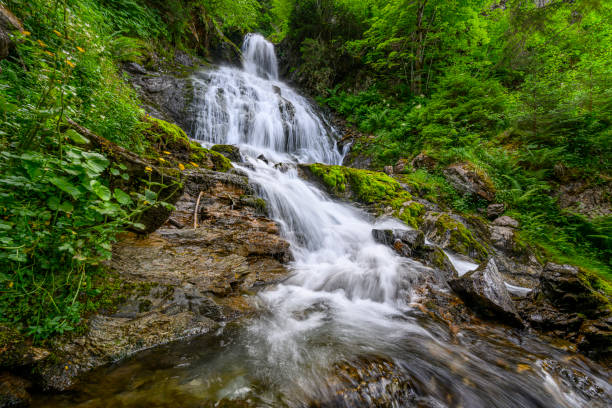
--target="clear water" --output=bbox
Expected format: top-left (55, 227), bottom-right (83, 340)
top-left (34, 33), bottom-right (611, 408)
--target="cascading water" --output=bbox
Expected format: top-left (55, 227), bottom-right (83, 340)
top-left (190, 33), bottom-right (341, 164)
top-left (36, 34), bottom-right (611, 408)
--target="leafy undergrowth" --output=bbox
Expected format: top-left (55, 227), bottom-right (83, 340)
top-left (0, 0), bottom-right (251, 342)
top-left (307, 164), bottom-right (424, 227)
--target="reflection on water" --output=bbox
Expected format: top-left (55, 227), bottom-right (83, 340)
top-left (33, 318), bottom-right (610, 408)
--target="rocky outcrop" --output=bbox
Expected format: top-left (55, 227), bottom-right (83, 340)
top-left (516, 263), bottom-right (612, 361)
top-left (36, 167), bottom-right (290, 391)
top-left (486, 203), bottom-right (505, 219)
top-left (448, 258), bottom-right (523, 327)
top-left (556, 179), bottom-right (611, 219)
top-left (443, 162), bottom-right (495, 202)
top-left (123, 63), bottom-right (198, 134)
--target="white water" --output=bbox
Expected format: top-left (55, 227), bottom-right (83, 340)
top-left (184, 34), bottom-right (609, 407)
top-left (190, 33), bottom-right (341, 165)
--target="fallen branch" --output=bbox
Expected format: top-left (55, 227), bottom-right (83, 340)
top-left (193, 191), bottom-right (204, 229)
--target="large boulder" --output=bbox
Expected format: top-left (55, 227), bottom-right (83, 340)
top-left (443, 162), bottom-right (495, 202)
top-left (449, 258), bottom-right (523, 327)
top-left (540, 263), bottom-right (609, 314)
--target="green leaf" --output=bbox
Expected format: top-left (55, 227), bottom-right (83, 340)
top-left (90, 180), bottom-right (111, 201)
top-left (64, 129), bottom-right (90, 145)
top-left (59, 201), bottom-right (74, 213)
top-left (48, 196), bottom-right (61, 210)
top-left (50, 177), bottom-right (82, 199)
top-left (110, 168), bottom-right (120, 176)
top-left (113, 188), bottom-right (132, 205)
top-left (144, 189), bottom-right (157, 202)
top-left (82, 152), bottom-right (110, 174)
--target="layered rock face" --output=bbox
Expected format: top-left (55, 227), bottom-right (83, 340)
top-left (37, 167), bottom-right (290, 391)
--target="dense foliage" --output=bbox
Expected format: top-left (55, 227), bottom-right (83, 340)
top-left (0, 0), bottom-right (272, 340)
top-left (273, 0), bottom-right (611, 280)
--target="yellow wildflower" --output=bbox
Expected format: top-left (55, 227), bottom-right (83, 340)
top-left (8, 282), bottom-right (13, 288)
top-left (66, 59), bottom-right (75, 68)
top-left (144, 166), bottom-right (153, 172)
top-left (37, 39), bottom-right (47, 47)
top-left (43, 51), bottom-right (54, 57)
top-left (158, 157), bottom-right (166, 163)
top-left (64, 365), bottom-right (69, 370)
top-left (143, 200), bottom-right (150, 205)
top-left (23, 31), bottom-right (31, 36)
top-left (189, 162), bottom-right (199, 168)
top-left (53, 29), bottom-right (62, 37)
top-left (163, 151), bottom-right (171, 155)
top-left (76, 46), bottom-right (85, 53)
top-left (178, 163), bottom-right (185, 171)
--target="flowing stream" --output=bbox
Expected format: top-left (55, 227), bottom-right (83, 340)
top-left (35, 34), bottom-right (611, 408)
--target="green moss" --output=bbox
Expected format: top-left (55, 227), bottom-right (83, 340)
top-left (431, 213), bottom-right (489, 261)
top-left (189, 143), bottom-right (232, 172)
top-left (307, 163), bottom-right (425, 226)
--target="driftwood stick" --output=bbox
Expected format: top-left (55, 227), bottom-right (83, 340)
top-left (193, 191), bottom-right (204, 229)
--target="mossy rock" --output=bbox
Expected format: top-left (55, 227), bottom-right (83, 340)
top-left (141, 116), bottom-right (232, 172)
top-left (302, 163), bottom-right (425, 227)
top-left (421, 212), bottom-right (489, 261)
top-left (211, 144), bottom-right (242, 162)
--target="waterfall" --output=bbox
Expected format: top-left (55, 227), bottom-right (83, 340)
top-left (190, 33), bottom-right (341, 164)
top-left (184, 35), bottom-right (610, 407)
top-left (242, 33), bottom-right (279, 80)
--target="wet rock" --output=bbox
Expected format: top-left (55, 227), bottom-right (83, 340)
top-left (486, 203), bottom-right (505, 220)
top-left (383, 165), bottom-right (393, 175)
top-left (257, 154), bottom-right (269, 164)
top-left (211, 144), bottom-right (242, 162)
top-left (274, 162), bottom-right (292, 173)
top-left (419, 212), bottom-right (488, 261)
top-left (540, 359), bottom-right (609, 403)
top-left (443, 162), bottom-right (495, 202)
top-left (493, 215), bottom-right (519, 228)
top-left (372, 229), bottom-right (424, 257)
top-left (449, 258), bottom-right (523, 327)
top-left (411, 152), bottom-right (436, 170)
top-left (540, 263), bottom-right (608, 314)
top-left (417, 244), bottom-right (457, 278)
top-left (0, 373), bottom-right (30, 408)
